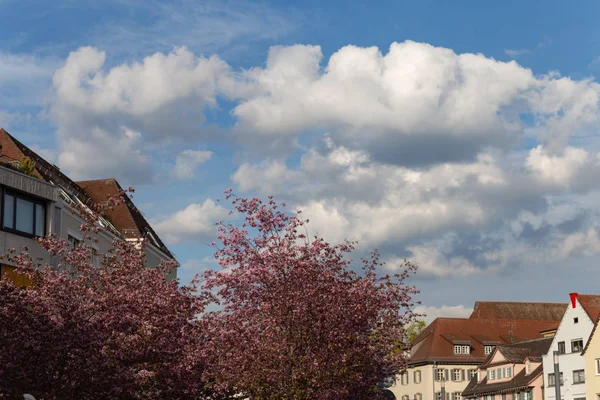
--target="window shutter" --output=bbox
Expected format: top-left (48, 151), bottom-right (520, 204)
top-left (445, 369), bottom-right (449, 381)
top-left (461, 369), bottom-right (466, 381)
top-left (446, 392), bottom-right (450, 400)
top-left (434, 368), bottom-right (438, 380)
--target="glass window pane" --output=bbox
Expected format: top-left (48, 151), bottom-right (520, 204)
top-left (35, 204), bottom-right (44, 236)
top-left (4, 194), bottom-right (14, 229)
top-left (15, 197), bottom-right (34, 234)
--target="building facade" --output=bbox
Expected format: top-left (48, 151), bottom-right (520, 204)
top-left (462, 337), bottom-right (553, 400)
top-left (582, 315), bottom-right (600, 400)
top-left (0, 128), bottom-right (176, 282)
top-left (541, 293), bottom-right (600, 400)
top-left (389, 302), bottom-right (566, 400)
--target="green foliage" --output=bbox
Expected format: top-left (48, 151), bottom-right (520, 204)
top-left (405, 320), bottom-right (426, 342)
top-left (19, 156), bottom-right (35, 175)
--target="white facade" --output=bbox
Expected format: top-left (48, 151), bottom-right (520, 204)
top-left (542, 298), bottom-right (593, 400)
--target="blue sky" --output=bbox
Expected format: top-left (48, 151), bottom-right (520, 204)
top-left (2, 0), bottom-right (600, 321)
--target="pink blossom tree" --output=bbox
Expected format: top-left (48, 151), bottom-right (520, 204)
top-left (203, 190), bottom-right (420, 400)
top-left (0, 190), bottom-right (220, 400)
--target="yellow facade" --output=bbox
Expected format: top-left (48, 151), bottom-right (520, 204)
top-left (584, 324), bottom-right (600, 400)
top-left (389, 363), bottom-right (478, 400)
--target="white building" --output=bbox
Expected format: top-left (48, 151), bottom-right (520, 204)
top-left (0, 128), bottom-right (177, 283)
top-left (542, 293), bottom-right (600, 400)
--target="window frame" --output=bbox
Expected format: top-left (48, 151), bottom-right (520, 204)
top-left (572, 339), bottom-right (584, 353)
top-left (573, 369), bottom-right (585, 384)
top-left (2, 188), bottom-right (46, 238)
top-left (452, 369), bottom-right (461, 382)
top-left (490, 370), bottom-right (496, 380)
top-left (558, 341), bottom-right (565, 354)
top-left (506, 367), bottom-right (512, 378)
top-left (436, 368), bottom-right (446, 382)
top-left (484, 345), bottom-right (494, 355)
top-left (414, 370), bottom-right (422, 384)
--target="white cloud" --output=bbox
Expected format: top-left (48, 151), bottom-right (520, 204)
top-left (504, 48), bottom-right (531, 58)
top-left (230, 41), bottom-right (600, 164)
top-left (153, 199), bottom-right (229, 244)
top-left (172, 149), bottom-right (213, 180)
top-left (413, 305), bottom-right (473, 324)
top-left (49, 45), bottom-right (233, 182)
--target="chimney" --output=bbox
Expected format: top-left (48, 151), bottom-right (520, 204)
top-left (570, 292), bottom-right (579, 308)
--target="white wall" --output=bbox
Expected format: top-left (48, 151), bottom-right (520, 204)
top-left (542, 298), bottom-right (593, 400)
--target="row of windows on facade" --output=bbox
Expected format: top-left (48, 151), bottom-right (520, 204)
top-left (454, 345), bottom-right (496, 355)
top-left (556, 339), bottom-right (584, 354)
top-left (399, 369), bottom-right (478, 385)
top-left (546, 370), bottom-right (585, 387)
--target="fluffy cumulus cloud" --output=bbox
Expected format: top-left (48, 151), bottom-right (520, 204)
top-left (45, 40), bottom-right (600, 286)
top-left (224, 41), bottom-right (600, 280)
top-left (172, 149), bottom-right (213, 180)
top-left (230, 41), bottom-right (600, 163)
top-left (49, 46), bottom-right (232, 183)
top-left (153, 199), bottom-right (229, 244)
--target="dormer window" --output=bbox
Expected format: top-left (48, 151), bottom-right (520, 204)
top-left (484, 345), bottom-right (495, 355)
top-left (454, 345), bottom-right (471, 355)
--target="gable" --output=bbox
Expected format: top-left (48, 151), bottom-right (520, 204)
top-left (543, 298), bottom-right (594, 361)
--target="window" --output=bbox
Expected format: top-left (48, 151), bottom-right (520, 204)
top-left (490, 370), bottom-right (496, 380)
top-left (401, 373), bottom-right (409, 385)
top-left (454, 345), bottom-right (470, 354)
top-left (403, 396), bottom-right (410, 400)
top-left (573, 369), bottom-right (585, 384)
top-left (548, 372), bottom-right (563, 387)
top-left (436, 369), bottom-right (446, 381)
top-left (574, 317), bottom-right (579, 324)
top-left (596, 359), bottom-right (600, 375)
top-left (506, 367), bottom-right (512, 378)
top-left (436, 393), bottom-right (443, 400)
top-left (452, 369), bottom-right (461, 381)
top-left (491, 396), bottom-right (495, 400)
top-left (68, 234), bottom-right (81, 250)
top-left (526, 363), bottom-right (531, 374)
top-left (558, 342), bottom-right (565, 354)
top-left (484, 345), bottom-right (495, 355)
top-left (414, 370), bottom-right (421, 384)
top-left (470, 369), bottom-right (478, 379)
top-left (415, 394), bottom-right (422, 400)
top-left (572, 339), bottom-right (584, 353)
top-left (453, 393), bottom-right (461, 400)
top-left (502, 394), bottom-right (506, 400)
top-left (3, 191), bottom-right (45, 237)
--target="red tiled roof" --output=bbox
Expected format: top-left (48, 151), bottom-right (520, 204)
top-left (470, 301), bottom-right (567, 321)
top-left (409, 318), bottom-right (559, 365)
top-left (576, 295), bottom-right (600, 322)
top-left (76, 179), bottom-right (173, 257)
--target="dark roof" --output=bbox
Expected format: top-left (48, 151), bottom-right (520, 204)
top-left (409, 318), bottom-right (559, 365)
top-left (484, 337), bottom-right (553, 366)
top-left (77, 179), bottom-right (173, 257)
top-left (0, 128), bottom-right (174, 259)
top-left (462, 365), bottom-right (543, 397)
top-left (470, 301), bottom-right (567, 321)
